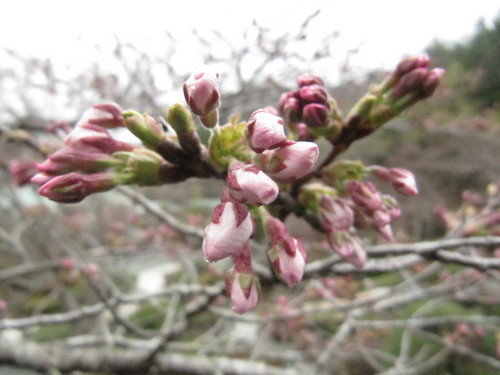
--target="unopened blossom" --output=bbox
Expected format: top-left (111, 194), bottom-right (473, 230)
top-left (267, 217), bottom-right (308, 287)
top-left (302, 103), bottom-right (330, 128)
top-left (37, 172), bottom-right (120, 203)
top-left (257, 140), bottom-right (319, 183)
top-left (8, 160), bottom-right (38, 186)
top-left (226, 164), bottom-right (279, 205)
top-left (299, 84), bottom-right (329, 106)
top-left (245, 110), bottom-right (287, 153)
top-left (202, 202), bottom-right (254, 262)
top-left (377, 224), bottom-right (394, 242)
top-left (320, 196), bottom-right (354, 233)
top-left (225, 244), bottom-right (260, 314)
top-left (389, 67), bottom-right (445, 105)
top-left (346, 180), bottom-right (382, 212)
top-left (65, 123), bottom-right (134, 153)
top-left (279, 91), bottom-right (302, 123)
top-left (380, 54), bottom-right (430, 93)
top-left (36, 147), bottom-right (120, 176)
top-left (328, 231), bottom-right (367, 268)
top-left (297, 73), bottom-right (325, 88)
top-left (76, 102), bottom-right (124, 128)
top-left (183, 65), bottom-right (221, 117)
top-left (272, 238), bottom-right (307, 287)
top-left (388, 168), bottom-right (418, 196)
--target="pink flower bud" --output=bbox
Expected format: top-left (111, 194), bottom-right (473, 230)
top-left (376, 224), bottom-right (394, 242)
top-left (297, 73), bottom-right (325, 88)
top-left (302, 103), bottom-right (330, 128)
top-left (266, 217), bottom-right (308, 287)
top-left (36, 147), bottom-right (119, 175)
top-left (76, 102), bottom-right (124, 128)
top-left (420, 68), bottom-right (445, 98)
top-left (183, 65), bottom-right (221, 116)
top-left (31, 173), bottom-right (53, 186)
top-left (8, 160), bottom-right (38, 186)
top-left (382, 195), bottom-right (401, 219)
top-left (0, 299), bottom-right (7, 312)
top-left (226, 164), bottom-right (279, 205)
top-left (245, 110), bottom-right (287, 153)
top-left (370, 165), bottom-right (391, 182)
top-left (202, 202), bottom-right (255, 262)
top-left (225, 267), bottom-right (260, 314)
top-left (388, 168), bottom-right (418, 196)
top-left (320, 196), bottom-right (354, 233)
top-left (260, 141), bottom-right (319, 183)
top-left (328, 231), bottom-right (367, 268)
top-left (59, 257), bottom-right (77, 270)
top-left (299, 84), bottom-right (329, 105)
top-left (65, 123), bottom-right (134, 153)
top-left (269, 238), bottom-right (307, 287)
top-left (84, 263), bottom-right (100, 282)
top-left (346, 180), bottom-right (382, 212)
top-left (38, 172), bottom-right (119, 203)
top-left (279, 91), bottom-right (302, 123)
top-left (395, 54), bottom-right (430, 78)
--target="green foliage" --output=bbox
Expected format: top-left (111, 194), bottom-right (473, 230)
top-left (427, 15), bottom-right (500, 110)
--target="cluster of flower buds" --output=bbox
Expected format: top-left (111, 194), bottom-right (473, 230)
top-left (345, 180), bottom-right (402, 242)
top-left (435, 181), bottom-right (500, 237)
top-left (201, 107), bottom-right (319, 311)
top-left (31, 103), bottom-right (171, 203)
top-left (278, 73), bottom-right (341, 139)
top-left (28, 56), bottom-right (441, 314)
top-left (344, 54), bottom-right (444, 135)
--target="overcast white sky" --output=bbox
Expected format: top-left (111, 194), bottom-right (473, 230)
top-left (2, 0), bottom-right (499, 70)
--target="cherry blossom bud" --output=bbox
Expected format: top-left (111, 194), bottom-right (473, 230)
top-left (226, 164), bottom-right (279, 205)
top-left (388, 168), bottom-right (418, 196)
top-left (258, 141), bottom-right (319, 183)
top-left (36, 147), bottom-right (120, 175)
top-left (245, 110), bottom-right (287, 153)
top-left (397, 54), bottom-right (430, 76)
top-left (225, 267), bottom-right (260, 314)
top-left (320, 196), bottom-right (354, 233)
top-left (297, 73), bottom-right (325, 88)
top-left (183, 65), bottom-right (221, 116)
top-left (31, 173), bottom-right (53, 186)
top-left (262, 106), bottom-right (279, 116)
top-left (8, 160), bottom-right (38, 186)
top-left (268, 237), bottom-right (307, 287)
top-left (346, 180), bottom-right (382, 212)
top-left (59, 257), bottom-right (77, 270)
top-left (382, 195), bottom-right (401, 220)
top-left (302, 103), bottom-right (330, 128)
top-left (266, 217), bottom-right (308, 287)
top-left (202, 202), bottom-right (255, 262)
top-left (420, 68), bottom-right (445, 99)
top-left (279, 91), bottom-right (302, 123)
top-left (299, 84), bottom-right (329, 106)
top-left (328, 231), bottom-right (367, 268)
top-left (84, 263), bottom-right (100, 282)
top-left (65, 123), bottom-right (134, 153)
top-left (38, 172), bottom-right (120, 203)
top-left (76, 102), bottom-right (124, 128)
top-left (377, 224), bottom-right (394, 242)
top-left (225, 243), bottom-right (260, 314)
top-left (370, 165), bottom-right (391, 182)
